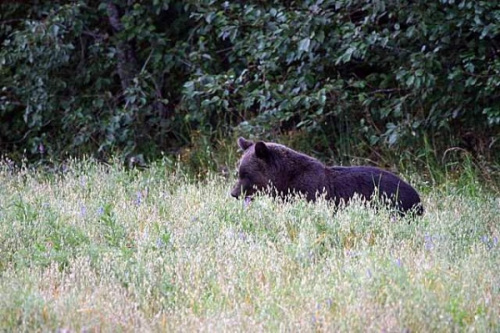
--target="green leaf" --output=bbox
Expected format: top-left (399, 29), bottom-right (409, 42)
top-left (406, 75), bottom-right (415, 86)
top-left (298, 37), bottom-right (311, 53)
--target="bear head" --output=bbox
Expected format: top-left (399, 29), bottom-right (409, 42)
top-left (231, 137), bottom-right (276, 199)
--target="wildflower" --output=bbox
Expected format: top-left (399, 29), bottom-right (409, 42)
top-left (97, 206), bottom-right (104, 216)
top-left (326, 298), bottom-right (333, 308)
top-left (366, 269), bottom-right (372, 278)
top-left (481, 235), bottom-right (499, 250)
top-left (244, 197), bottom-right (251, 208)
top-left (80, 204), bottom-right (87, 217)
top-left (395, 258), bottom-right (402, 267)
top-left (156, 238), bottom-right (165, 248)
top-left (135, 191), bottom-right (142, 206)
top-left (424, 234), bottom-right (434, 250)
top-left (39, 143), bottom-right (45, 154)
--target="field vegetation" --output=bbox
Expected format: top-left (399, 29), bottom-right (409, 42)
top-left (0, 160), bottom-right (498, 331)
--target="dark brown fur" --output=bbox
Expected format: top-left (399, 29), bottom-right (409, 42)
top-left (231, 137), bottom-right (423, 215)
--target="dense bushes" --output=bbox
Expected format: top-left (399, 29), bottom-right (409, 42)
top-left (1, 1), bottom-right (499, 168)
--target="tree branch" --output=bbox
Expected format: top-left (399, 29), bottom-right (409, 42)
top-left (106, 1), bottom-right (138, 92)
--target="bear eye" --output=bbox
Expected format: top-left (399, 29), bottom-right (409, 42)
top-left (239, 171), bottom-right (249, 179)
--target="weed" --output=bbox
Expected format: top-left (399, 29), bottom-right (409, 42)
top-left (0, 160), bottom-right (498, 331)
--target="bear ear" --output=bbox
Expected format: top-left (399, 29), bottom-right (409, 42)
top-left (237, 137), bottom-right (254, 151)
top-left (254, 141), bottom-right (270, 160)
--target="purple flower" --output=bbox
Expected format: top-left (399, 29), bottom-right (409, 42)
top-left (97, 206), bottom-right (104, 215)
top-left (135, 191), bottom-right (142, 206)
top-left (481, 235), bottom-right (499, 250)
top-left (80, 205), bottom-right (87, 217)
top-left (326, 298), bottom-right (333, 308)
top-left (243, 197), bottom-right (251, 209)
top-left (424, 234), bottom-right (434, 250)
top-left (156, 238), bottom-right (165, 248)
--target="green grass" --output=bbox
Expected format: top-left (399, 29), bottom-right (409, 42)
top-left (0, 159), bottom-right (499, 332)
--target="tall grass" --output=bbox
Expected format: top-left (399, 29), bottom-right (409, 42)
top-left (0, 159), bottom-right (498, 332)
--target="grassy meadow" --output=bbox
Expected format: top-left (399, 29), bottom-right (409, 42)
top-left (0, 159), bottom-right (499, 332)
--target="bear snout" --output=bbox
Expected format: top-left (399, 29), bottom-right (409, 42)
top-left (231, 183), bottom-right (255, 199)
top-left (231, 185), bottom-right (243, 199)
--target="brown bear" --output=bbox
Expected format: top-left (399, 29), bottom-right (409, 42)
top-left (231, 137), bottom-right (423, 215)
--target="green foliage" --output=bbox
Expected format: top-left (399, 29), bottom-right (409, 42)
top-left (182, 0), bottom-right (500, 157)
top-left (0, 1), bottom-right (499, 167)
top-left (1, 1), bottom-right (191, 161)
